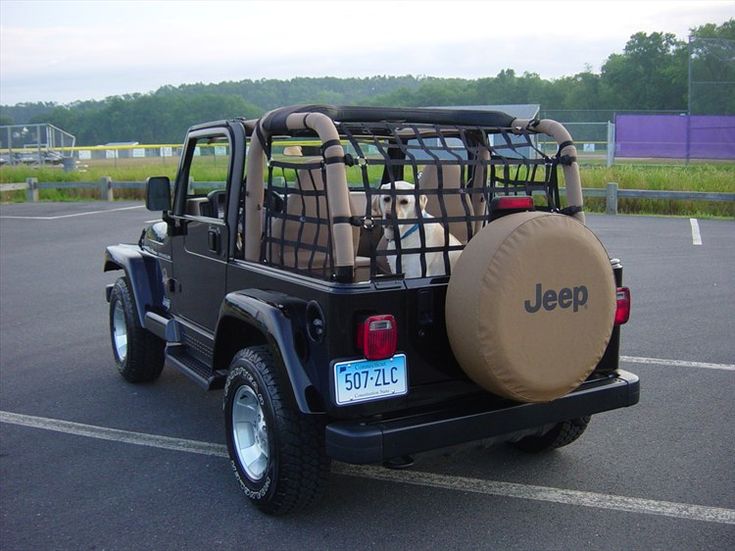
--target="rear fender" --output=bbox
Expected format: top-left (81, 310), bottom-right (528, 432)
top-left (218, 290), bottom-right (316, 414)
top-left (104, 244), bottom-right (165, 326)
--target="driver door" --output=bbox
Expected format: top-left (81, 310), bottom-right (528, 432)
top-left (169, 129), bottom-right (233, 332)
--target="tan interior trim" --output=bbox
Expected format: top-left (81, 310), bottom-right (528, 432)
top-left (185, 197), bottom-right (209, 216)
top-left (243, 119), bottom-right (257, 133)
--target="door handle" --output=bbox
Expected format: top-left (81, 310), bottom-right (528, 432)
top-left (165, 277), bottom-right (178, 293)
top-left (208, 227), bottom-right (221, 254)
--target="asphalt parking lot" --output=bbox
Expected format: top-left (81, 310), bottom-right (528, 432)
top-left (1, 202), bottom-right (733, 550)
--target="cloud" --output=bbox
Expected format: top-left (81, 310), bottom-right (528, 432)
top-left (1, 0), bottom-right (733, 104)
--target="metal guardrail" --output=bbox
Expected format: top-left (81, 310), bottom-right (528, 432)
top-left (0, 177), bottom-right (222, 202)
top-left (559, 182), bottom-right (734, 214)
top-left (1, 178), bottom-right (733, 215)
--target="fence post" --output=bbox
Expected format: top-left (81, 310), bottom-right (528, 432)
top-left (188, 177), bottom-right (194, 195)
top-left (606, 121), bottom-right (615, 168)
top-left (100, 176), bottom-right (114, 201)
top-left (606, 182), bottom-right (619, 215)
top-left (26, 177), bottom-right (39, 202)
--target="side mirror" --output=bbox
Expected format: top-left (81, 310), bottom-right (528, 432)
top-left (145, 176), bottom-right (171, 211)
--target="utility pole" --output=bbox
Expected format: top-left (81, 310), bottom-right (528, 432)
top-left (687, 34), bottom-right (693, 116)
top-left (686, 35), bottom-right (693, 165)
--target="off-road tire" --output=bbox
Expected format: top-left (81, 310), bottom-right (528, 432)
top-left (511, 416), bottom-right (591, 453)
top-left (108, 277), bottom-right (165, 383)
top-left (224, 345), bottom-right (330, 515)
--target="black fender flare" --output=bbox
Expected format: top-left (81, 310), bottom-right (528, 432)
top-left (217, 290), bottom-right (316, 414)
top-left (104, 244), bottom-right (165, 327)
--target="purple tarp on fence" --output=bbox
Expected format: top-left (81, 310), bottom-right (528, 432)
top-left (615, 114), bottom-right (735, 160)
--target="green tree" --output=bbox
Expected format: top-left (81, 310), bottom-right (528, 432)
top-left (3, 20), bottom-right (730, 142)
top-left (601, 32), bottom-right (688, 110)
top-left (691, 19), bottom-right (735, 39)
top-left (689, 19), bottom-right (735, 114)
top-left (36, 93), bottom-right (260, 144)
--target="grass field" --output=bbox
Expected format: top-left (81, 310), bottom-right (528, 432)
top-left (570, 164), bottom-right (734, 217)
top-left (1, 158), bottom-right (733, 217)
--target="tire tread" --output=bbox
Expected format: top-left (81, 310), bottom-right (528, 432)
top-left (512, 416), bottom-right (591, 453)
top-left (110, 277), bottom-right (164, 383)
top-left (226, 346), bottom-right (329, 515)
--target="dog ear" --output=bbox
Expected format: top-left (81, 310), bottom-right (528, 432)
top-left (419, 194), bottom-right (428, 212)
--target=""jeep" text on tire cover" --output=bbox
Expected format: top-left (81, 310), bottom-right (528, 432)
top-left (524, 283), bottom-right (588, 313)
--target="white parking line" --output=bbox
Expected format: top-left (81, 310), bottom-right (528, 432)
top-left (2, 410), bottom-right (734, 525)
top-left (0, 205), bottom-right (144, 220)
top-left (333, 464), bottom-right (735, 525)
top-left (0, 410), bottom-right (226, 457)
top-left (622, 356), bottom-right (734, 372)
top-left (690, 218), bottom-right (702, 245)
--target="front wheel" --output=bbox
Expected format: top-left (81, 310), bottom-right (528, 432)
top-left (108, 277), bottom-right (164, 383)
top-left (224, 346), bottom-right (330, 515)
top-left (511, 416), bottom-right (591, 453)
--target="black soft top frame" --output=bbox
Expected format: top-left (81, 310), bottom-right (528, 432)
top-left (261, 105), bottom-right (517, 134)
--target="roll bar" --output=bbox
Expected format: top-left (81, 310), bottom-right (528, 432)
top-left (243, 108), bottom-right (586, 282)
top-left (244, 111), bottom-right (355, 276)
top-left (512, 118), bottom-right (585, 224)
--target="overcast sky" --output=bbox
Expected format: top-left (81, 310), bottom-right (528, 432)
top-left (1, 0), bottom-right (733, 105)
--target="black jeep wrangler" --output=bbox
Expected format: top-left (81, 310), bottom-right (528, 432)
top-left (104, 105), bottom-right (639, 514)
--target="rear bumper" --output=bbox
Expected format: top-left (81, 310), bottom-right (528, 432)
top-left (325, 369), bottom-right (639, 464)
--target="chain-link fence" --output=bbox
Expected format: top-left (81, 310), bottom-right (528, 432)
top-left (689, 35), bottom-right (735, 116)
top-left (0, 123), bottom-right (76, 166)
top-left (539, 109), bottom-right (683, 123)
top-left (538, 111), bottom-right (691, 166)
top-left (72, 144), bottom-right (186, 168)
top-left (536, 122), bottom-right (614, 165)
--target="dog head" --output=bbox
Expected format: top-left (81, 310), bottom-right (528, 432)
top-left (372, 181), bottom-right (428, 241)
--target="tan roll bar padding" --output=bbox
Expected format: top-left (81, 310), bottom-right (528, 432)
top-left (244, 129), bottom-right (267, 262)
top-left (511, 118), bottom-right (586, 224)
top-left (243, 111), bottom-right (355, 271)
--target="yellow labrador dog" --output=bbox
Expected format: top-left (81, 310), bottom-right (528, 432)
top-left (373, 181), bottom-right (462, 277)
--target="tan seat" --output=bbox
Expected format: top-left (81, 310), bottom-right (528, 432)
top-left (419, 165), bottom-right (474, 243)
top-left (185, 197), bottom-right (209, 216)
top-left (347, 190), bottom-right (378, 281)
top-left (349, 191), bottom-right (368, 219)
top-left (267, 169), bottom-right (365, 279)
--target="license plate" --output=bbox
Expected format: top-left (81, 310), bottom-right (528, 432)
top-left (334, 354), bottom-right (408, 405)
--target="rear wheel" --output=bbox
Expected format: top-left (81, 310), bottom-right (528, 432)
top-left (511, 416), bottom-right (591, 453)
top-left (108, 277), bottom-right (165, 383)
top-left (224, 346), bottom-right (329, 515)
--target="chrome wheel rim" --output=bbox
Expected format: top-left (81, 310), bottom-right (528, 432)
top-left (231, 385), bottom-right (269, 481)
top-left (112, 301), bottom-right (128, 362)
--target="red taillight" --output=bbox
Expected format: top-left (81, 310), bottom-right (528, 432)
top-left (356, 315), bottom-right (397, 360)
top-left (492, 196), bottom-right (535, 211)
top-left (615, 287), bottom-right (631, 325)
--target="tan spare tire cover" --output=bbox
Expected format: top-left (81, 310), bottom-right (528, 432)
top-left (446, 211), bottom-right (616, 403)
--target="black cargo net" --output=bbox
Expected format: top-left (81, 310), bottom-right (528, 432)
top-left (262, 143), bottom-right (335, 280)
top-left (261, 123), bottom-right (561, 282)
